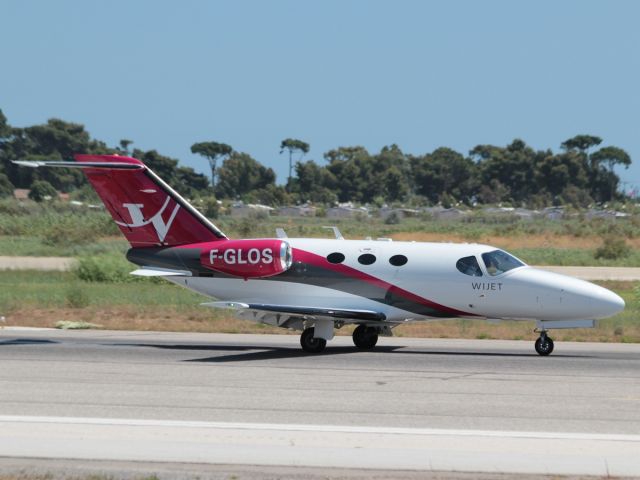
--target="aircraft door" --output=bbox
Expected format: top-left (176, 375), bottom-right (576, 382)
top-left (455, 254), bottom-right (496, 313)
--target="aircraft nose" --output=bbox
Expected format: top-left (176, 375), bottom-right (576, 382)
top-left (591, 286), bottom-right (625, 318)
top-left (509, 268), bottom-right (625, 320)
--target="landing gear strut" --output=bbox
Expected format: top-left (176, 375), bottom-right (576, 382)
top-left (535, 331), bottom-right (554, 356)
top-left (352, 325), bottom-right (378, 350)
top-left (300, 327), bottom-right (327, 353)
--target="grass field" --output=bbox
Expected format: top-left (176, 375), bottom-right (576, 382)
top-left (1, 271), bottom-right (638, 343)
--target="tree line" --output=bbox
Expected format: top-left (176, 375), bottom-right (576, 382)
top-left (0, 109), bottom-right (632, 208)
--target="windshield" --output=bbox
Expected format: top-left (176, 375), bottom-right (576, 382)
top-left (456, 255), bottom-right (483, 277)
top-left (481, 250), bottom-right (525, 276)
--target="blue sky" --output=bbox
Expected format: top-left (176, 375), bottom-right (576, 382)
top-left (2, 0), bottom-right (639, 191)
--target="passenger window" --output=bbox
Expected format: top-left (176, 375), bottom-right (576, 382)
top-left (456, 256), bottom-right (483, 277)
top-left (327, 252), bottom-right (345, 264)
top-left (389, 255), bottom-right (408, 266)
top-left (358, 253), bottom-right (376, 265)
top-left (481, 250), bottom-right (524, 276)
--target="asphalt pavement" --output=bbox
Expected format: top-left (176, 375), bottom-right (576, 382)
top-left (0, 329), bottom-right (639, 477)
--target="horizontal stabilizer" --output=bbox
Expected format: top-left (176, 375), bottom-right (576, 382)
top-left (203, 301), bottom-right (251, 309)
top-left (130, 267), bottom-right (192, 277)
top-left (12, 160), bottom-right (143, 170)
top-left (201, 301), bottom-right (386, 321)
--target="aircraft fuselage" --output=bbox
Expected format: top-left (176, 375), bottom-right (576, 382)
top-left (127, 238), bottom-right (624, 325)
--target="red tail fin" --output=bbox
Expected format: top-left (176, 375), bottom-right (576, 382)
top-left (76, 154), bottom-right (226, 247)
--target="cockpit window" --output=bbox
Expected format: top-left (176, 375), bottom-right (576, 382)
top-left (456, 256), bottom-right (483, 277)
top-left (481, 250), bottom-right (524, 276)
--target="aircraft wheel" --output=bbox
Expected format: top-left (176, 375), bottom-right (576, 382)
top-left (352, 325), bottom-right (379, 349)
top-left (535, 334), bottom-right (554, 356)
top-left (300, 327), bottom-right (327, 353)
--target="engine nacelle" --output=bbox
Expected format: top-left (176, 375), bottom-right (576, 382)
top-left (200, 239), bottom-right (292, 279)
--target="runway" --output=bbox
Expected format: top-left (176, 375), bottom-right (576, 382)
top-left (1, 329), bottom-right (640, 477)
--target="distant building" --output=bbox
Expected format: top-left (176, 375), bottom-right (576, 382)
top-left (584, 209), bottom-right (630, 220)
top-left (13, 188), bottom-right (71, 202)
top-left (542, 207), bottom-right (565, 220)
top-left (278, 205), bottom-right (317, 217)
top-left (326, 204), bottom-right (369, 219)
top-left (512, 208), bottom-right (538, 220)
top-left (230, 202), bottom-right (274, 218)
top-left (436, 208), bottom-right (469, 220)
top-left (422, 206), bottom-right (446, 217)
top-left (13, 189), bottom-right (29, 201)
top-left (422, 206), bottom-right (470, 220)
top-left (482, 207), bottom-right (537, 221)
top-left (379, 207), bottom-right (419, 220)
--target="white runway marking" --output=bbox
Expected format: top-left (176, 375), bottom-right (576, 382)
top-left (1, 415), bottom-right (639, 476)
top-left (1, 415), bottom-right (640, 442)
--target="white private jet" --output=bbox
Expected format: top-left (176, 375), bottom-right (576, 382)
top-left (15, 155), bottom-right (625, 355)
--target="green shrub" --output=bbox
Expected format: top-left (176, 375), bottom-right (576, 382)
top-left (594, 236), bottom-right (630, 260)
top-left (238, 217), bottom-right (256, 237)
top-left (65, 283), bottom-right (90, 308)
top-left (41, 212), bottom-right (116, 246)
top-left (0, 173), bottom-right (13, 198)
top-left (28, 180), bottom-right (58, 202)
top-left (69, 183), bottom-right (100, 203)
top-left (42, 221), bottom-right (95, 246)
top-left (74, 254), bottom-right (136, 283)
top-left (384, 211), bottom-right (401, 225)
top-left (200, 196), bottom-right (220, 219)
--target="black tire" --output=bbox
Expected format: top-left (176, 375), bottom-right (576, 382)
top-left (300, 327), bottom-right (327, 353)
top-left (535, 335), bottom-right (554, 356)
top-left (352, 325), bottom-right (379, 349)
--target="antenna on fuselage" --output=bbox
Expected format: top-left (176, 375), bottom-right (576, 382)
top-left (275, 228), bottom-right (288, 239)
top-left (322, 226), bottom-right (344, 240)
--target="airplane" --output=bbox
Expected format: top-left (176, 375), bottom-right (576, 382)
top-left (14, 154), bottom-right (625, 356)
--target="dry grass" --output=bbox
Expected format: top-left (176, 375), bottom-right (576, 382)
top-left (393, 318), bottom-right (639, 343)
top-left (3, 306), bottom-right (293, 335)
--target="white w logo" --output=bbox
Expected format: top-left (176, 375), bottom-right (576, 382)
top-left (115, 197), bottom-right (180, 242)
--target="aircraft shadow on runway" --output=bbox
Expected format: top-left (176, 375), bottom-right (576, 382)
top-left (0, 338), bottom-right (58, 346)
top-left (113, 342), bottom-right (588, 362)
top-left (0, 337), bottom-right (591, 360)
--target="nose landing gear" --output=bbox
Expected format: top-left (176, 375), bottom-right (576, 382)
top-left (535, 331), bottom-right (554, 356)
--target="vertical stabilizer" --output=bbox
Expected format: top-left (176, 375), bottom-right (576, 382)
top-left (75, 154), bottom-right (226, 247)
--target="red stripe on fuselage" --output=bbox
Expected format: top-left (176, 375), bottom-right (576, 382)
top-left (293, 248), bottom-right (476, 317)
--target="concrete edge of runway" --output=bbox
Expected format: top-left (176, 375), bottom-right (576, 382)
top-left (0, 457), bottom-right (596, 480)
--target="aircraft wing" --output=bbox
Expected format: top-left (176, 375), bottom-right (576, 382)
top-left (202, 301), bottom-right (386, 321)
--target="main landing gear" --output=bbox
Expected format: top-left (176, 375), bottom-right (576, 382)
top-left (535, 330), bottom-right (554, 356)
top-left (352, 325), bottom-right (379, 349)
top-left (300, 327), bottom-right (327, 353)
top-left (299, 324), bottom-right (381, 353)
